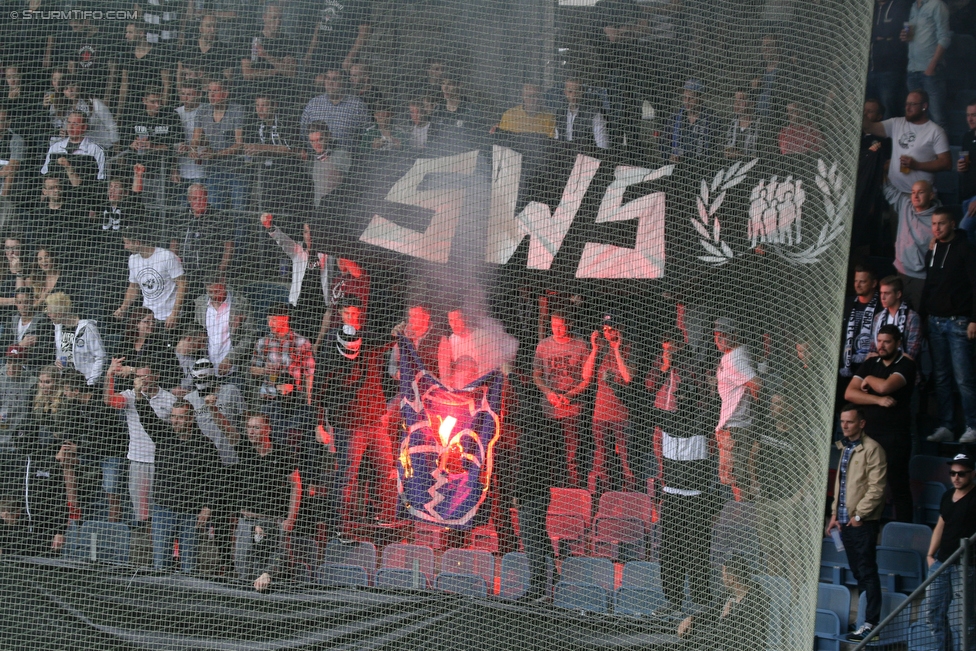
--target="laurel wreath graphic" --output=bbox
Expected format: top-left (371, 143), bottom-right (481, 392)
top-left (694, 158), bottom-right (848, 266)
top-left (692, 158), bottom-right (758, 265)
top-left (779, 159), bottom-right (848, 264)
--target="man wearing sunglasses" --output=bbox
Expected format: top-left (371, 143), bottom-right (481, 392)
top-left (922, 452), bottom-right (976, 651)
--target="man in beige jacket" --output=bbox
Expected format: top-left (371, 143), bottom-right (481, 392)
top-left (826, 404), bottom-right (888, 641)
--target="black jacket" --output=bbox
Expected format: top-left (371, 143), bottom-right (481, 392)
top-left (921, 232), bottom-right (976, 321)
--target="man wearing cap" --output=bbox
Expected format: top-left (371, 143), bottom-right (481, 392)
top-left (844, 325), bottom-right (917, 522)
top-left (250, 303), bottom-right (315, 446)
top-left (714, 317), bottom-right (761, 502)
top-left (922, 452), bottom-right (976, 651)
top-left (827, 405), bottom-right (887, 642)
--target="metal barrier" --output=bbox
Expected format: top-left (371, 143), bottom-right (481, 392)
top-left (853, 531), bottom-right (975, 650)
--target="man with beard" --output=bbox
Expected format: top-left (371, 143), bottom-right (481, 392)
top-left (862, 90), bottom-right (950, 196)
top-left (839, 266), bottom-right (881, 409)
top-left (845, 325), bottom-right (916, 522)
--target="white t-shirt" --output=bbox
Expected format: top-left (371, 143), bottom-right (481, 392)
top-left (883, 117), bottom-right (950, 194)
top-left (206, 297), bottom-right (232, 368)
top-left (128, 248), bottom-right (185, 320)
top-left (123, 388), bottom-right (177, 463)
top-left (716, 345), bottom-right (758, 431)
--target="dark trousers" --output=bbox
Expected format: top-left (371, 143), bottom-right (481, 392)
top-left (840, 520), bottom-right (882, 626)
top-left (659, 492), bottom-right (715, 608)
top-left (872, 433), bottom-right (913, 523)
top-left (518, 493), bottom-right (551, 598)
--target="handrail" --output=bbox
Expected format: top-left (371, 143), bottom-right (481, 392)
top-left (852, 529), bottom-right (976, 650)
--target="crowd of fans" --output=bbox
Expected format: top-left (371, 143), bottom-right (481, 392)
top-left (0, 1), bottom-right (970, 648)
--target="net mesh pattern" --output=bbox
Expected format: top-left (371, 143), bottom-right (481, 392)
top-left (0, 0), bottom-right (873, 648)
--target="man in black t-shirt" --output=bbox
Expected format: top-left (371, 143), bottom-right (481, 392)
top-left (233, 412), bottom-right (298, 591)
top-left (922, 452), bottom-right (976, 650)
top-left (125, 86), bottom-right (182, 206)
top-left (845, 325), bottom-right (916, 522)
top-left (60, 19), bottom-right (118, 100)
top-left (302, 0), bottom-right (371, 74)
top-left (240, 3), bottom-right (298, 103)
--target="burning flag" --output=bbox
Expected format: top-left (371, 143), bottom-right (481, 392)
top-left (395, 336), bottom-right (503, 529)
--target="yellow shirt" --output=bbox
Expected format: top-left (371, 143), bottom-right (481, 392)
top-left (498, 106), bottom-right (556, 138)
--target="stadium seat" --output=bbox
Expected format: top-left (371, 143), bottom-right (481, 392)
top-left (553, 582), bottom-right (609, 614)
top-left (595, 492), bottom-right (653, 531)
top-left (876, 547), bottom-right (925, 593)
top-left (817, 583), bottom-right (852, 628)
top-left (322, 540), bottom-right (378, 581)
top-left (440, 549), bottom-right (495, 593)
top-left (289, 536), bottom-right (319, 574)
top-left (498, 552), bottom-right (554, 601)
top-left (380, 543), bottom-right (435, 584)
top-left (547, 488), bottom-right (593, 556)
top-left (880, 522), bottom-right (931, 559)
top-left (814, 609), bottom-right (843, 651)
top-left (559, 556), bottom-right (615, 592)
top-left (855, 591), bottom-right (910, 646)
top-left (549, 488), bottom-right (593, 527)
top-left (375, 568), bottom-right (430, 590)
top-left (621, 561), bottom-right (662, 589)
top-left (754, 574), bottom-right (790, 651)
top-left (614, 586), bottom-right (667, 617)
top-left (615, 561), bottom-right (666, 617)
top-left (819, 538), bottom-right (853, 586)
top-left (71, 521), bottom-right (130, 565)
top-left (435, 572), bottom-right (488, 598)
top-left (589, 517), bottom-right (646, 561)
top-left (317, 563), bottom-right (370, 588)
top-left (915, 482), bottom-right (947, 527)
top-left (547, 514), bottom-right (586, 557)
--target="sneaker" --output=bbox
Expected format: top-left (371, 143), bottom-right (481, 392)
top-left (960, 428), bottom-right (976, 444)
top-left (848, 623), bottom-right (875, 642)
top-left (927, 427), bottom-right (956, 443)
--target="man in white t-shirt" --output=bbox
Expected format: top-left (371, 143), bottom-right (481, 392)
top-left (714, 317), bottom-right (761, 502)
top-left (104, 357), bottom-right (177, 529)
top-left (437, 307), bottom-right (518, 388)
top-left (863, 90), bottom-right (951, 195)
top-left (114, 222), bottom-right (186, 330)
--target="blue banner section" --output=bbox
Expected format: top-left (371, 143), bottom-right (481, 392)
top-left (395, 337), bottom-right (503, 530)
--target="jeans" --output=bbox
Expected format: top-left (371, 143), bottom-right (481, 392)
top-left (906, 70), bottom-right (948, 130)
top-left (840, 520), bottom-right (882, 626)
top-left (660, 491), bottom-right (716, 609)
top-left (866, 70), bottom-right (905, 120)
top-left (128, 460), bottom-right (154, 524)
top-left (922, 561), bottom-right (975, 651)
top-left (518, 493), bottom-right (551, 598)
top-left (323, 426), bottom-right (351, 539)
top-left (928, 315), bottom-right (976, 431)
top-left (151, 504), bottom-right (198, 573)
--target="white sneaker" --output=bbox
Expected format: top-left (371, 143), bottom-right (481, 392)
top-left (927, 427), bottom-right (956, 443)
top-left (960, 428), bottom-right (976, 444)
